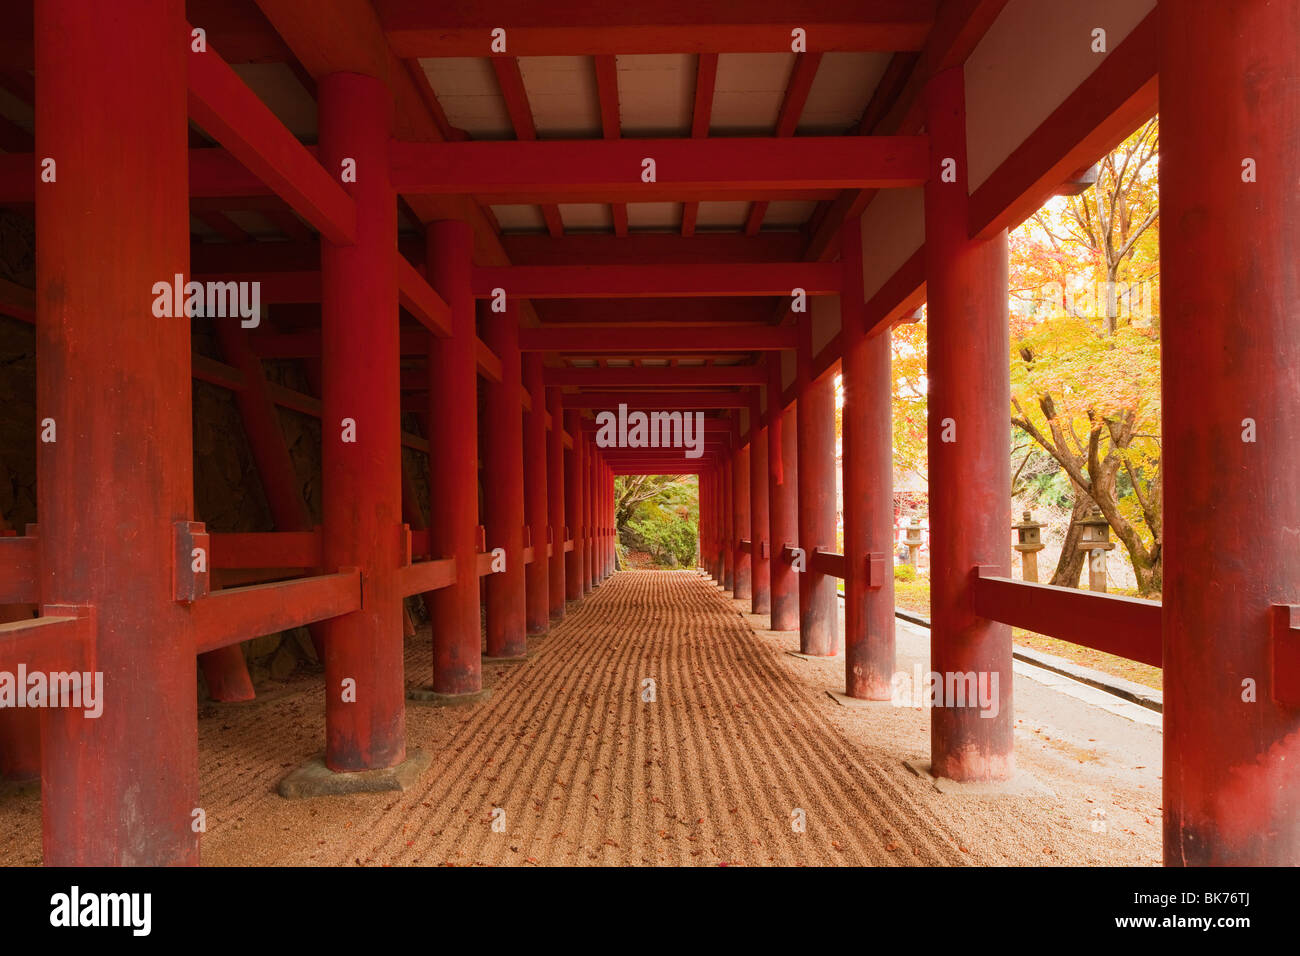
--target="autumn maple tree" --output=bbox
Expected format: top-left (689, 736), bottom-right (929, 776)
top-left (1008, 117), bottom-right (1162, 594)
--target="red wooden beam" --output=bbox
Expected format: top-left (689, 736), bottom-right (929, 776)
top-left (971, 568), bottom-right (1161, 668)
top-left (745, 52), bottom-right (822, 235)
top-left (186, 34), bottom-right (356, 245)
top-left (390, 136), bottom-right (927, 199)
top-left (562, 391), bottom-right (751, 409)
top-left (192, 570), bottom-right (363, 655)
top-left (968, 10), bottom-right (1158, 239)
top-left (681, 52), bottom-right (718, 237)
top-left (521, 324), bottom-right (795, 352)
top-left (0, 148), bottom-right (843, 206)
top-left (592, 54), bottom-right (629, 237)
top-left (398, 558), bottom-right (456, 596)
top-left (491, 56), bottom-right (565, 238)
top-left (475, 262), bottom-right (840, 298)
top-left (397, 254), bottom-right (453, 336)
top-left (546, 366), bottom-right (764, 388)
top-left (209, 531), bottom-right (322, 569)
top-left (0, 609), bottom-right (93, 676)
top-left (377, 0), bottom-right (936, 56)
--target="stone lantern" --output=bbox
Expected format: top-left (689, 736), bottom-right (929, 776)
top-left (904, 516), bottom-right (923, 567)
top-left (1012, 510), bottom-right (1045, 582)
top-left (1077, 506), bottom-right (1115, 592)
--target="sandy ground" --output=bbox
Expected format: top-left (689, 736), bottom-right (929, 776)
top-left (0, 570), bottom-right (1161, 866)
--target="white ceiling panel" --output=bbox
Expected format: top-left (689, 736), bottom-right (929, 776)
top-left (798, 53), bottom-right (892, 135)
top-left (695, 201), bottom-right (749, 230)
top-left (762, 200), bottom-right (819, 229)
top-left (420, 58), bottom-right (513, 139)
top-left (558, 203), bottom-right (614, 232)
top-left (710, 53), bottom-right (795, 135)
top-left (616, 54), bottom-right (694, 136)
top-left (490, 204), bottom-right (548, 233)
top-left (518, 56), bottom-right (602, 138)
top-left (626, 202), bottom-right (683, 231)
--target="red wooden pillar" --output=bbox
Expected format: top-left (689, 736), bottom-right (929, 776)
top-left (717, 460), bottom-right (726, 584)
top-left (924, 68), bottom-right (1012, 781)
top-left (1161, 0), bottom-right (1300, 865)
top-left (706, 469), bottom-right (718, 580)
top-left (426, 220), bottom-right (482, 695)
top-left (586, 444), bottom-right (597, 589)
top-left (734, 440), bottom-right (752, 601)
top-left (796, 319), bottom-right (838, 657)
top-left (482, 301), bottom-right (527, 658)
top-left (35, 0), bottom-right (198, 864)
top-left (603, 460), bottom-right (614, 577)
top-left (523, 355), bottom-right (550, 633)
top-left (567, 412), bottom-right (587, 599)
top-left (594, 456), bottom-right (604, 581)
top-left (768, 358), bottom-right (799, 629)
top-left (547, 389), bottom-right (567, 618)
top-left (840, 220), bottom-right (896, 699)
top-left (318, 71), bottom-right (405, 770)
top-left (722, 454), bottom-right (735, 590)
top-left (749, 395), bottom-right (771, 614)
top-left (0, 706), bottom-right (39, 782)
top-left (580, 434), bottom-right (589, 594)
top-left (699, 471), bottom-right (710, 575)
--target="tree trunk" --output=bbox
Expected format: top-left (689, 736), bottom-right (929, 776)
top-left (1049, 487), bottom-right (1091, 587)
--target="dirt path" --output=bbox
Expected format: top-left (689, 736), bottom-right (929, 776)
top-left (0, 570), bottom-right (1160, 866)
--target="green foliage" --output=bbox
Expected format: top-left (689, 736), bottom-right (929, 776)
top-left (616, 474), bottom-right (698, 568)
top-left (893, 563), bottom-right (917, 582)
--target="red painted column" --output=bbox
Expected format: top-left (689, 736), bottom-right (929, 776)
top-left (482, 301), bottom-right (527, 658)
top-left (427, 221), bottom-right (482, 695)
top-left (318, 71), bottom-right (405, 770)
top-left (705, 470), bottom-right (718, 580)
top-left (796, 319), bottom-right (839, 657)
top-left (722, 454), bottom-right (735, 590)
top-left (749, 396), bottom-right (771, 614)
top-left (0, 708), bottom-right (38, 782)
top-left (578, 437), bottom-right (590, 592)
top-left (586, 444), bottom-right (597, 589)
top-left (840, 220), bottom-right (896, 699)
top-left (523, 355), bottom-right (550, 633)
top-left (1161, 0), bottom-right (1300, 865)
top-left (604, 460), bottom-right (614, 576)
top-left (699, 471), bottom-right (710, 576)
top-left (768, 358), bottom-right (799, 629)
top-left (717, 470), bottom-right (728, 582)
top-left (733, 440), bottom-right (752, 601)
top-left (547, 389), bottom-right (567, 618)
top-left (594, 456), bottom-right (605, 581)
top-left (924, 68), bottom-right (1013, 781)
top-left (570, 414), bottom-right (588, 598)
top-left (35, 0), bottom-right (198, 864)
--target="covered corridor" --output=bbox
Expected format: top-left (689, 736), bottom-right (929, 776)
top-left (0, 0), bottom-right (1294, 869)
top-left (3, 570), bottom-right (1162, 865)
